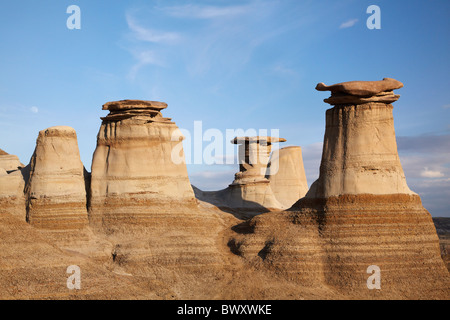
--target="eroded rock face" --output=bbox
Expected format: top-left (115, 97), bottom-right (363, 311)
top-left (0, 149), bottom-right (27, 220)
top-left (266, 146), bottom-right (308, 208)
top-left (89, 100), bottom-right (196, 227)
top-left (229, 79), bottom-right (450, 298)
top-left (25, 126), bottom-right (88, 229)
top-left (0, 148), bottom-right (24, 172)
top-left (219, 137), bottom-right (285, 212)
top-left (306, 103), bottom-right (414, 199)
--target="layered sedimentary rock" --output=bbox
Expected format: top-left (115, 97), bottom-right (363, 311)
top-left (25, 126), bottom-right (88, 229)
top-left (230, 79), bottom-right (449, 298)
top-left (0, 148), bottom-right (24, 172)
top-left (0, 149), bottom-right (26, 219)
top-left (266, 146), bottom-right (308, 208)
top-left (217, 137), bottom-right (286, 213)
top-left (88, 101), bottom-right (227, 284)
top-left (89, 100), bottom-right (197, 227)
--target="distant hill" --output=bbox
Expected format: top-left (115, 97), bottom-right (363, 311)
top-left (433, 217), bottom-right (450, 271)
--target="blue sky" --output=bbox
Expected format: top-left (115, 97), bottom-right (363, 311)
top-left (0, 0), bottom-right (449, 216)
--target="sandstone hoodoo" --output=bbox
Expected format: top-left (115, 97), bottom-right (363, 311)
top-left (266, 146), bottom-right (308, 208)
top-left (220, 136), bottom-right (286, 212)
top-left (89, 100), bottom-right (197, 227)
top-left (230, 79), bottom-right (449, 298)
top-left (24, 126), bottom-right (89, 229)
top-left (308, 78), bottom-right (413, 197)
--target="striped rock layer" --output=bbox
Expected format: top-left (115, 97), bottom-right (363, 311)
top-left (228, 80), bottom-right (449, 298)
top-left (89, 100), bottom-right (197, 228)
top-left (25, 126), bottom-right (88, 229)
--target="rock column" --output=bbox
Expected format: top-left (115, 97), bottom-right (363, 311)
top-left (25, 126), bottom-right (88, 229)
top-left (89, 100), bottom-right (196, 227)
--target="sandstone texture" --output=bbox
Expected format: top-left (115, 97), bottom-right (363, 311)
top-left (225, 137), bottom-right (286, 211)
top-left (266, 146), bottom-right (308, 208)
top-left (306, 103), bottom-right (414, 198)
top-left (196, 136), bottom-right (286, 215)
top-left (228, 78), bottom-right (449, 299)
top-left (0, 149), bottom-right (27, 219)
top-left (0, 148), bottom-right (24, 172)
top-left (0, 86), bottom-right (448, 300)
top-left (89, 100), bottom-right (197, 228)
top-left (25, 126), bottom-right (88, 229)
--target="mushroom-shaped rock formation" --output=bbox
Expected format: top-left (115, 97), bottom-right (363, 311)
top-left (219, 136), bottom-right (286, 213)
top-left (89, 100), bottom-right (197, 227)
top-left (308, 79), bottom-right (413, 198)
top-left (229, 79), bottom-right (449, 298)
top-left (266, 146), bottom-right (308, 208)
top-left (24, 126), bottom-right (89, 229)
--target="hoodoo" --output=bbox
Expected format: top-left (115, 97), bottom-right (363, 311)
top-left (308, 78), bottom-right (413, 198)
top-left (230, 79), bottom-right (449, 298)
top-left (89, 100), bottom-right (197, 227)
top-left (222, 136), bottom-right (286, 212)
top-left (24, 126), bottom-right (88, 229)
top-left (266, 146), bottom-right (308, 208)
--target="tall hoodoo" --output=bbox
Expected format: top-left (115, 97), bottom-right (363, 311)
top-left (231, 79), bottom-right (449, 298)
top-left (307, 77), bottom-right (413, 198)
top-left (296, 78), bottom-right (449, 295)
top-left (266, 146), bottom-right (308, 208)
top-left (89, 100), bottom-right (196, 226)
top-left (25, 126), bottom-right (88, 229)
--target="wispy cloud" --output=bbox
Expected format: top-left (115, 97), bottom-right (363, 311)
top-left (30, 106), bottom-right (38, 114)
top-left (127, 49), bottom-right (163, 80)
top-left (126, 13), bottom-right (181, 44)
top-left (122, 1), bottom-right (312, 79)
top-left (162, 4), bottom-right (252, 19)
top-left (443, 104), bottom-right (450, 109)
top-left (339, 18), bottom-right (358, 29)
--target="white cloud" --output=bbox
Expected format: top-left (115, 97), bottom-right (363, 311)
top-left (163, 4), bottom-right (252, 19)
top-left (443, 104), bottom-right (450, 109)
top-left (126, 13), bottom-right (180, 44)
top-left (30, 106), bottom-right (38, 113)
top-left (127, 49), bottom-right (164, 80)
top-left (339, 18), bottom-right (358, 29)
top-left (420, 167), bottom-right (445, 178)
